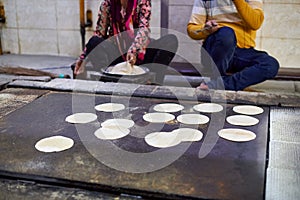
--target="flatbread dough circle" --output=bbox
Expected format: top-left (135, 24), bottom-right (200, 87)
top-left (172, 128), bottom-right (203, 142)
top-left (65, 113), bottom-right (97, 124)
top-left (145, 132), bottom-right (181, 148)
top-left (218, 128), bottom-right (256, 142)
top-left (143, 113), bottom-right (175, 123)
top-left (233, 105), bottom-right (264, 115)
top-left (226, 115), bottom-right (259, 126)
top-left (94, 127), bottom-right (130, 140)
top-left (110, 62), bottom-right (145, 75)
top-left (95, 103), bottom-right (125, 112)
top-left (101, 118), bottom-right (135, 129)
top-left (177, 114), bottom-right (209, 125)
top-left (35, 136), bottom-right (74, 153)
top-left (153, 103), bottom-right (184, 113)
top-left (193, 103), bottom-right (223, 113)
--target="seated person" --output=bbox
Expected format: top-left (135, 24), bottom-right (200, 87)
top-left (187, 0), bottom-right (279, 91)
top-left (74, 0), bottom-right (178, 84)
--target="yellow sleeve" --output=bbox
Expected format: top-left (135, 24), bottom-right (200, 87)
top-left (233, 0), bottom-right (264, 30)
top-left (187, 23), bottom-right (210, 40)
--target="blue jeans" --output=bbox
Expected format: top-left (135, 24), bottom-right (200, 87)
top-left (202, 27), bottom-right (279, 91)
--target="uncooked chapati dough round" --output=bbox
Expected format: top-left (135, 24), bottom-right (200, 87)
top-left (153, 103), bottom-right (184, 113)
top-left (193, 103), bottom-right (223, 113)
top-left (226, 115), bottom-right (259, 126)
top-left (94, 127), bottom-right (130, 140)
top-left (233, 105), bottom-right (264, 115)
top-left (176, 114), bottom-right (209, 125)
top-left (145, 132), bottom-right (181, 148)
top-left (109, 62), bottom-right (145, 75)
top-left (95, 103), bottom-right (125, 112)
top-left (172, 128), bottom-right (203, 142)
top-left (218, 128), bottom-right (256, 142)
top-left (101, 118), bottom-right (135, 129)
top-left (35, 136), bottom-right (74, 153)
top-left (65, 113), bottom-right (97, 124)
top-left (143, 113), bottom-right (175, 123)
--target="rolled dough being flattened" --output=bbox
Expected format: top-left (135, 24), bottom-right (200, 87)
top-left (35, 136), bottom-right (74, 153)
top-left (95, 103), bottom-right (125, 112)
top-left (65, 113), bottom-right (97, 124)
top-left (109, 62), bottom-right (146, 75)
top-left (193, 103), bottom-right (223, 113)
top-left (226, 115), bottom-right (259, 126)
top-left (143, 113), bottom-right (175, 123)
top-left (101, 118), bottom-right (135, 129)
top-left (145, 132), bottom-right (181, 148)
top-left (218, 128), bottom-right (256, 142)
top-left (233, 105), bottom-right (264, 115)
top-left (153, 103), bottom-right (184, 113)
top-left (94, 126), bottom-right (130, 140)
top-left (177, 114), bottom-right (209, 125)
top-left (172, 128), bottom-right (203, 142)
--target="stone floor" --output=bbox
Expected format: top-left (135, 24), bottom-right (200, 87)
top-left (0, 54), bottom-right (300, 199)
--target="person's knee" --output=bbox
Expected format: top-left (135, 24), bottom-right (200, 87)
top-left (86, 36), bottom-right (104, 55)
top-left (160, 34), bottom-right (178, 51)
top-left (216, 27), bottom-right (236, 48)
top-left (168, 34), bottom-right (178, 46)
top-left (265, 56), bottom-right (280, 78)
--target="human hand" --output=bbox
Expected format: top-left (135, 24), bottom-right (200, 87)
top-left (74, 59), bottom-right (85, 75)
top-left (204, 20), bottom-right (219, 34)
top-left (126, 53), bottom-right (136, 66)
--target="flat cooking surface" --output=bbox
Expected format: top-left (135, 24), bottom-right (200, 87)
top-left (0, 92), bottom-right (269, 199)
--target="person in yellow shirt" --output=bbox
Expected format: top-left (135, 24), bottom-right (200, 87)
top-left (187, 0), bottom-right (279, 91)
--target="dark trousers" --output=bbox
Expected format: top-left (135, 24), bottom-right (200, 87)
top-left (202, 27), bottom-right (279, 90)
top-left (82, 34), bottom-right (178, 84)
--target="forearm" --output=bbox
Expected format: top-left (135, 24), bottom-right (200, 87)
top-left (78, 48), bottom-right (87, 61)
top-left (233, 0), bottom-right (264, 30)
top-left (187, 23), bottom-right (208, 40)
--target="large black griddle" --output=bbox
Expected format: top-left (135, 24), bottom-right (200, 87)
top-left (0, 92), bottom-right (269, 199)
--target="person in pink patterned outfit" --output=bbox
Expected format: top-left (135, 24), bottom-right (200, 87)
top-left (74, 0), bottom-right (178, 84)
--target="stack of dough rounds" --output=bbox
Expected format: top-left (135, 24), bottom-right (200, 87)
top-left (65, 113), bottom-right (97, 124)
top-left (95, 103), bottom-right (125, 112)
top-left (226, 115), bottom-right (259, 126)
top-left (218, 128), bottom-right (256, 142)
top-left (177, 114), bottom-right (209, 125)
top-left (193, 103), bottom-right (223, 113)
top-left (35, 136), bottom-right (74, 153)
top-left (143, 112), bottom-right (175, 123)
top-left (153, 103), bottom-right (184, 113)
top-left (94, 118), bottom-right (135, 140)
top-left (109, 61), bottom-right (145, 75)
top-left (233, 105), bottom-right (264, 115)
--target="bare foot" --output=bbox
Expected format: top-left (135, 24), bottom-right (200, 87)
top-left (197, 82), bottom-right (209, 90)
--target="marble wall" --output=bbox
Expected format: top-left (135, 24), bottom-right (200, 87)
top-left (0, 0), bottom-right (161, 57)
top-left (0, 0), bottom-right (299, 68)
top-left (167, 0), bottom-right (300, 69)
